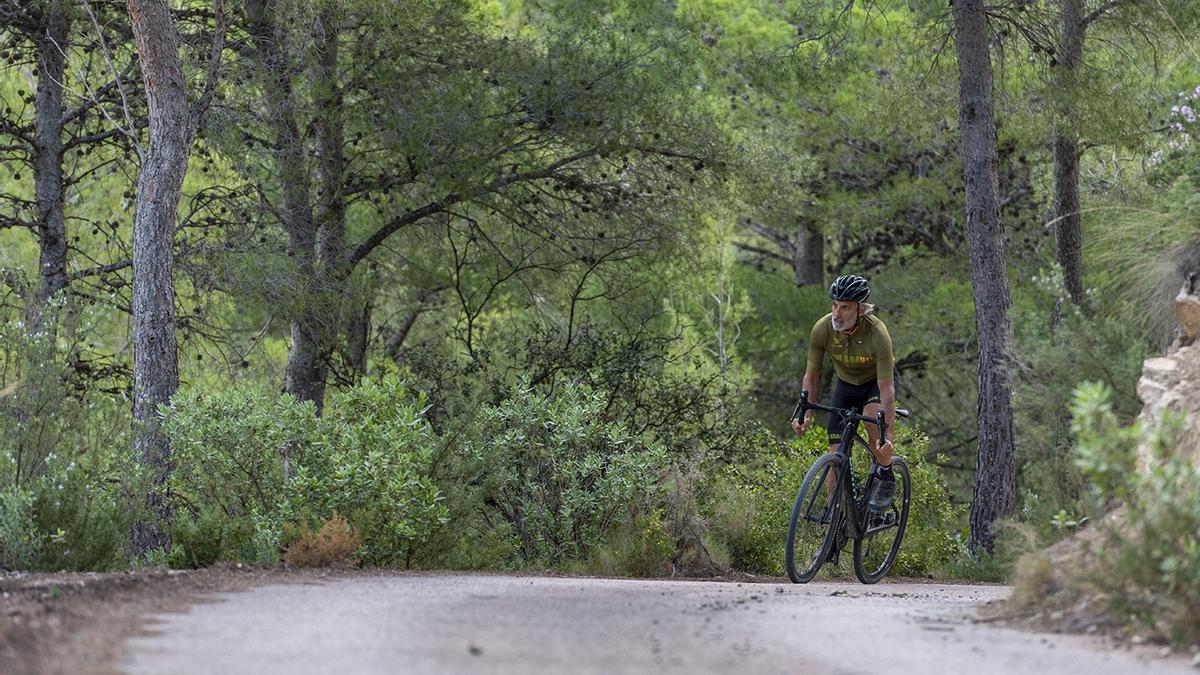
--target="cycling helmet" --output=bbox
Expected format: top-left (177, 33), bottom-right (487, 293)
top-left (829, 275), bottom-right (870, 303)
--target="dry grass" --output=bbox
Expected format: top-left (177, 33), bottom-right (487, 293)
top-left (282, 513), bottom-right (361, 568)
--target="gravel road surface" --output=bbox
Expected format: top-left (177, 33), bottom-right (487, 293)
top-left (119, 574), bottom-right (1193, 674)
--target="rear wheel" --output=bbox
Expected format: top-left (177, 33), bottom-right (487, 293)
top-left (853, 457), bottom-right (911, 584)
top-left (785, 453), bottom-right (844, 583)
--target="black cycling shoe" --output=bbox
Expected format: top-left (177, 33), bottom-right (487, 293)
top-left (867, 476), bottom-right (896, 512)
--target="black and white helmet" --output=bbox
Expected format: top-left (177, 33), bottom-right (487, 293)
top-left (829, 275), bottom-right (870, 303)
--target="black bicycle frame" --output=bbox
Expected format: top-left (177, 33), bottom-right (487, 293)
top-left (792, 389), bottom-right (904, 540)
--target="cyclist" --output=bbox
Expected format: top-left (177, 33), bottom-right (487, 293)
top-left (791, 274), bottom-right (898, 512)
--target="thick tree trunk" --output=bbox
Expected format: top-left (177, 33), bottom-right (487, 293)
top-left (952, 0), bottom-right (1017, 555)
top-left (1053, 0), bottom-right (1086, 305)
top-left (127, 0), bottom-right (191, 556)
top-left (793, 221), bottom-right (824, 287)
top-left (30, 3), bottom-right (69, 331)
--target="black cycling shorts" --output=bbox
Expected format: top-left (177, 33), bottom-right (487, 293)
top-left (825, 372), bottom-right (899, 444)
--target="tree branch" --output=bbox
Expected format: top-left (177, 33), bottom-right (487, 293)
top-left (68, 259), bottom-right (132, 282)
top-left (1083, 0), bottom-right (1125, 27)
top-left (347, 148), bottom-right (600, 270)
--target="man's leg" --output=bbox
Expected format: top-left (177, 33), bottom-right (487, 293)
top-left (862, 400), bottom-right (896, 511)
top-left (861, 401), bottom-right (894, 467)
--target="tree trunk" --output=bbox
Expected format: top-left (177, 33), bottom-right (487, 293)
top-left (246, 0), bottom-right (328, 411)
top-left (347, 302), bottom-right (370, 378)
top-left (793, 221), bottom-right (824, 287)
top-left (1053, 0), bottom-right (1086, 305)
top-left (127, 0), bottom-right (191, 556)
top-left (315, 8), bottom-right (353, 380)
top-left (952, 0), bottom-right (1017, 555)
top-left (30, 2), bottom-right (69, 332)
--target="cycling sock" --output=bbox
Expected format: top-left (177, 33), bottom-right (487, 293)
top-left (876, 463), bottom-right (894, 481)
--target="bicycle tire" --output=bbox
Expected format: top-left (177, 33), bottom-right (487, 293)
top-left (853, 456), bottom-right (911, 584)
top-left (785, 452), bottom-right (843, 583)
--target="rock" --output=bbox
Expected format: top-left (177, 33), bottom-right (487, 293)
top-left (1136, 342), bottom-right (1200, 470)
top-left (1191, 652), bottom-right (1200, 669)
top-left (1176, 277), bottom-right (1199, 343)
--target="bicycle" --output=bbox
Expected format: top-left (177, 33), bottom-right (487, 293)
top-left (784, 389), bottom-right (912, 584)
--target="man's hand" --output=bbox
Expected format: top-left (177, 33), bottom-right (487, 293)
top-left (791, 410), bottom-right (814, 436)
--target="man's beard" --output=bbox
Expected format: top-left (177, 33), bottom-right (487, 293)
top-left (832, 314), bottom-right (855, 332)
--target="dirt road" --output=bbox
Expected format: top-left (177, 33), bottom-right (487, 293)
top-left (116, 574), bottom-right (1194, 674)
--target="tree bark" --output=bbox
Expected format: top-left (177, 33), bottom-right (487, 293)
top-left (30, 2), bottom-right (70, 332)
top-left (952, 0), bottom-right (1017, 555)
top-left (793, 221), bottom-right (824, 286)
top-left (1052, 0), bottom-right (1087, 306)
top-left (127, 0), bottom-right (191, 556)
top-left (347, 301), bottom-right (370, 378)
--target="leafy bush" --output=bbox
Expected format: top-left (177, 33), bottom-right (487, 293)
top-left (463, 381), bottom-right (669, 567)
top-left (283, 378), bottom-right (448, 567)
top-left (1010, 270), bottom-right (1147, 539)
top-left (1066, 382), bottom-right (1199, 645)
top-left (710, 424), bottom-right (962, 577)
top-left (0, 486), bottom-right (39, 570)
top-left (0, 318), bottom-right (140, 571)
top-left (162, 377), bottom-right (446, 568)
top-left (29, 442), bottom-right (139, 572)
top-left (162, 388), bottom-right (319, 566)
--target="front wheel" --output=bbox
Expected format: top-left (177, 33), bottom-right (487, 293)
top-left (853, 456), bottom-right (911, 584)
top-left (785, 452), bottom-right (843, 583)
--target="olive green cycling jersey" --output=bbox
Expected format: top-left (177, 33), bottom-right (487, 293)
top-left (806, 313), bottom-right (895, 385)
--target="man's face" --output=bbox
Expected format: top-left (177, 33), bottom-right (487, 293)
top-left (831, 300), bottom-right (858, 332)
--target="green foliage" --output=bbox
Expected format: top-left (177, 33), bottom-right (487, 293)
top-left (0, 486), bottom-right (39, 570)
top-left (162, 388), bottom-right (319, 567)
top-left (578, 510), bottom-right (677, 577)
top-left (162, 377), bottom-right (446, 568)
top-left (463, 381), bottom-right (669, 567)
top-left (1011, 271), bottom-right (1147, 537)
top-left (0, 317), bottom-right (138, 571)
top-left (284, 378), bottom-right (448, 567)
top-left (1069, 382), bottom-right (1145, 501)
top-left (1068, 382), bottom-right (1199, 645)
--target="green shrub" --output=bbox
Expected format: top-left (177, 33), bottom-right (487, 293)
top-left (162, 387), bottom-right (319, 566)
top-left (163, 377), bottom-right (446, 568)
top-left (0, 486), bottom-right (39, 570)
top-left (464, 381), bottom-right (669, 567)
top-left (1011, 270), bottom-right (1147, 542)
top-left (1067, 382), bottom-right (1199, 645)
top-left (29, 442), bottom-right (139, 572)
top-left (283, 377), bottom-right (448, 567)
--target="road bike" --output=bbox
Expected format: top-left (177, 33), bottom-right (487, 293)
top-left (785, 390), bottom-right (912, 584)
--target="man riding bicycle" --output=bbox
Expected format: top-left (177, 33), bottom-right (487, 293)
top-left (791, 274), bottom-right (898, 511)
